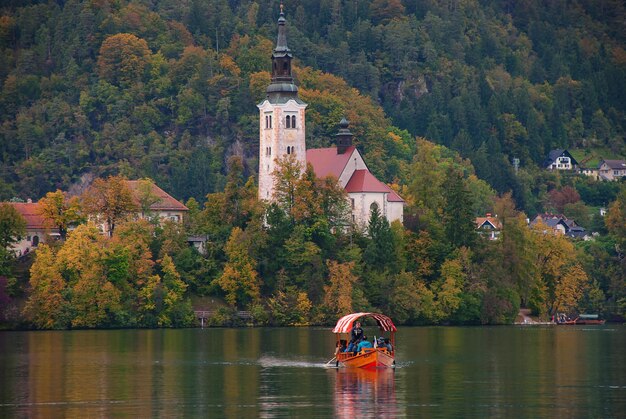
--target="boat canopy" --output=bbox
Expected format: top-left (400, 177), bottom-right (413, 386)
top-left (332, 312), bottom-right (397, 334)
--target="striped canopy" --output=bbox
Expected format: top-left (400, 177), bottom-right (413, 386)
top-left (332, 312), bottom-right (397, 334)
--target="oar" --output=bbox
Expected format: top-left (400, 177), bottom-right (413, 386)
top-left (325, 356), bottom-right (337, 365)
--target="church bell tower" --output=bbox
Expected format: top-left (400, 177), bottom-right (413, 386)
top-left (257, 2), bottom-right (307, 201)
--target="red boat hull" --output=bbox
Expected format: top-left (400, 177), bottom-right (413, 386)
top-left (336, 348), bottom-right (394, 369)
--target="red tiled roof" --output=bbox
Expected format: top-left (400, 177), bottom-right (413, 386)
top-left (345, 170), bottom-right (389, 193)
top-left (475, 216), bottom-right (502, 230)
top-left (306, 146), bottom-right (355, 179)
top-left (5, 202), bottom-right (47, 230)
top-left (387, 190), bottom-right (404, 202)
top-left (125, 181), bottom-right (188, 212)
top-left (344, 170), bottom-right (405, 203)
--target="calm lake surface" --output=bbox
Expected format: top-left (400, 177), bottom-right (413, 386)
top-left (1, 325), bottom-right (624, 418)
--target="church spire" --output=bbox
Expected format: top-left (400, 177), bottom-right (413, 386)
top-left (266, 1), bottom-right (299, 103)
top-left (335, 117), bottom-right (353, 154)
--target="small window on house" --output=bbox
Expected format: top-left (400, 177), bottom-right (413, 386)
top-left (351, 198), bottom-right (355, 209)
top-left (370, 202), bottom-right (379, 213)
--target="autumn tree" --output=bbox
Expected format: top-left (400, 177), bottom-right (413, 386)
top-left (214, 227), bottom-right (260, 308)
top-left (56, 224), bottom-right (122, 328)
top-left (322, 260), bottom-right (359, 319)
top-left (158, 254), bottom-right (193, 327)
top-left (432, 257), bottom-right (465, 321)
top-left (37, 190), bottom-right (83, 240)
top-left (97, 33), bottom-right (152, 87)
top-left (24, 244), bottom-right (69, 329)
top-left (81, 176), bottom-right (138, 237)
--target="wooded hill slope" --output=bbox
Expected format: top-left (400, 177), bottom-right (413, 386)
top-left (0, 0), bottom-right (625, 214)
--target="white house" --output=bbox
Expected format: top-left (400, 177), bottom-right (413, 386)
top-left (4, 201), bottom-right (56, 256)
top-left (543, 149), bottom-right (579, 171)
top-left (598, 159), bottom-right (626, 181)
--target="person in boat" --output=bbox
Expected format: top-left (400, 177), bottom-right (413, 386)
top-left (345, 321), bottom-right (364, 353)
top-left (335, 339), bottom-right (347, 355)
top-left (376, 337), bottom-right (385, 348)
top-left (357, 336), bottom-right (373, 353)
top-left (384, 338), bottom-right (392, 352)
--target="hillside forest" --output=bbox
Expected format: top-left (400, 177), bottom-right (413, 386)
top-left (0, 0), bottom-right (625, 328)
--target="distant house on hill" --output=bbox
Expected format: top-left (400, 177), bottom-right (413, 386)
top-left (530, 213), bottom-right (588, 239)
top-left (598, 159), bottom-right (626, 181)
top-left (475, 214), bottom-right (502, 240)
top-left (3, 201), bottom-right (55, 256)
top-left (543, 149), bottom-right (579, 171)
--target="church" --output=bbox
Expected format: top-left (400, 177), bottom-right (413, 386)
top-left (257, 6), bottom-right (404, 227)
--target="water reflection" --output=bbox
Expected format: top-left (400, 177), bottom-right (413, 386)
top-left (332, 369), bottom-right (402, 418)
top-left (1, 327), bottom-right (625, 417)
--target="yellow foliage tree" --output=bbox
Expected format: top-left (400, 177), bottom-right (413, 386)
top-left (214, 227), bottom-right (260, 308)
top-left (37, 189), bottom-right (83, 240)
top-left (24, 245), bottom-right (68, 329)
top-left (323, 260), bottom-right (358, 318)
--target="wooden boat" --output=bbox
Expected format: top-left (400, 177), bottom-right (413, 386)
top-left (576, 314), bottom-right (606, 325)
top-left (555, 313), bottom-right (578, 325)
top-left (332, 312), bottom-right (396, 369)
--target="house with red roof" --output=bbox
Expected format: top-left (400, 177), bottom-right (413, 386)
top-left (475, 214), bottom-right (502, 240)
top-left (258, 7), bottom-right (403, 227)
top-left (125, 180), bottom-right (188, 223)
top-left (4, 201), bottom-right (55, 256)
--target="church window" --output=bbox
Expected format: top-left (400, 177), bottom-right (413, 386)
top-left (292, 116), bottom-right (296, 128)
top-left (286, 115), bottom-right (291, 128)
top-left (283, 61), bottom-right (288, 74)
top-left (287, 146), bottom-right (291, 155)
top-left (268, 147), bottom-right (271, 156)
top-left (269, 115), bottom-right (272, 128)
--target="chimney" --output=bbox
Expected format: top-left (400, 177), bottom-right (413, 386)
top-left (335, 117), bottom-right (353, 154)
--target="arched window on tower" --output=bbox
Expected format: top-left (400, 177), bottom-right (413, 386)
top-left (292, 116), bottom-right (296, 128)
top-left (283, 61), bottom-right (288, 75)
top-left (286, 115), bottom-right (291, 128)
top-left (286, 146), bottom-right (291, 155)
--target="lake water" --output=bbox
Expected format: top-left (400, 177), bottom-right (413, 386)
top-left (0, 325), bottom-right (624, 418)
